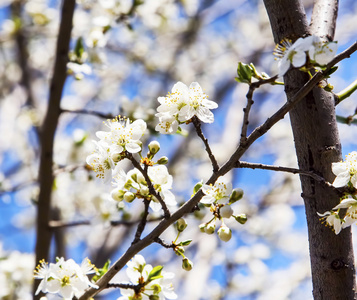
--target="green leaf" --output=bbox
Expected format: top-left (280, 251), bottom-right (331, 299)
top-left (236, 62), bottom-right (252, 84)
top-left (193, 181), bottom-right (203, 194)
top-left (74, 37), bottom-right (85, 59)
top-left (326, 66), bottom-right (338, 76)
top-left (147, 265), bottom-right (163, 281)
top-left (92, 260), bottom-right (110, 282)
top-left (179, 239), bottom-right (192, 246)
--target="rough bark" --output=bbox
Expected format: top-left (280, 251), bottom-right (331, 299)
top-left (263, 0), bottom-right (356, 299)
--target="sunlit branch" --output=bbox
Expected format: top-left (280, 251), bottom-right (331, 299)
top-left (236, 161), bottom-right (333, 187)
top-left (192, 116), bottom-right (219, 172)
top-left (49, 220), bottom-right (91, 228)
top-left (335, 78), bottom-right (357, 105)
top-left (127, 153), bottom-right (171, 219)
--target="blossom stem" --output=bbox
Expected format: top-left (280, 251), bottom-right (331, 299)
top-left (127, 153), bottom-right (171, 219)
top-left (192, 116), bottom-right (219, 172)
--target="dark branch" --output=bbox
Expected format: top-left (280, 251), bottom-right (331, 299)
top-left (60, 108), bottom-right (115, 119)
top-left (154, 237), bottom-right (175, 249)
top-left (192, 116), bottom-right (219, 172)
top-left (132, 199), bottom-right (151, 244)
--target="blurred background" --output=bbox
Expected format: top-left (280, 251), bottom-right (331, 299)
top-left (0, 0), bottom-right (357, 299)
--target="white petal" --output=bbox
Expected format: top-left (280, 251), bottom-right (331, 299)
top-left (196, 106), bottom-right (214, 123)
top-left (161, 189), bottom-right (176, 206)
top-left (333, 199), bottom-right (357, 209)
top-left (200, 195), bottom-right (215, 204)
top-left (331, 162), bottom-right (347, 175)
top-left (126, 142), bottom-right (141, 153)
top-left (351, 174), bottom-right (357, 189)
top-left (291, 51), bottom-right (307, 67)
top-left (332, 171), bottom-right (350, 187)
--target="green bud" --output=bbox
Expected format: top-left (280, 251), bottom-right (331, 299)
top-left (176, 218), bottom-right (187, 232)
top-left (234, 214), bottom-right (247, 224)
top-left (182, 257), bottom-right (193, 271)
top-left (193, 181), bottom-right (203, 195)
top-left (179, 239), bottom-right (192, 246)
top-left (235, 62), bottom-right (252, 84)
top-left (140, 186), bottom-right (149, 196)
top-left (124, 180), bottom-right (133, 190)
top-left (148, 141), bottom-right (160, 154)
top-left (175, 246), bottom-right (185, 256)
top-left (220, 205), bottom-right (233, 219)
top-left (229, 188), bottom-right (244, 204)
top-left (205, 221), bottom-right (215, 234)
top-left (149, 295), bottom-right (160, 300)
top-left (157, 156), bottom-right (169, 165)
top-left (123, 192), bottom-right (135, 203)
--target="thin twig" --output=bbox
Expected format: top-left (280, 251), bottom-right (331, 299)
top-left (240, 75), bottom-right (278, 144)
top-left (127, 153), bottom-right (171, 219)
top-left (107, 283), bottom-right (136, 289)
top-left (154, 237), bottom-right (175, 249)
top-left (192, 116), bottom-right (219, 172)
top-left (49, 220), bottom-right (91, 228)
top-left (60, 108), bottom-right (115, 119)
top-left (132, 199), bottom-right (151, 244)
top-left (236, 161), bottom-right (333, 187)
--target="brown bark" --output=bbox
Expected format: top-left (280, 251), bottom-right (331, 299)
top-left (263, 0), bottom-right (356, 299)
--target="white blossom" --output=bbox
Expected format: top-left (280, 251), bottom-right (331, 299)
top-left (34, 257), bottom-right (98, 299)
top-left (331, 151), bottom-right (357, 188)
top-left (308, 35), bottom-right (338, 65)
top-left (201, 177), bottom-right (232, 205)
top-left (333, 196), bottom-right (357, 228)
top-left (317, 210), bottom-right (343, 234)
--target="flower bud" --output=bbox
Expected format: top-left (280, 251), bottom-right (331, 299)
top-left (217, 224), bottom-right (232, 242)
top-left (220, 205), bottom-right (233, 219)
top-left (175, 246), bottom-right (185, 256)
top-left (124, 192), bottom-right (135, 203)
top-left (111, 189), bottom-right (125, 201)
top-left (234, 214), bottom-right (247, 224)
top-left (199, 223), bottom-right (206, 232)
top-left (229, 188), bottom-right (244, 204)
top-left (148, 141), bottom-right (160, 154)
top-left (176, 218), bottom-right (187, 232)
top-left (149, 296), bottom-right (160, 300)
top-left (140, 186), bottom-right (149, 196)
top-left (182, 257), bottom-right (193, 271)
top-left (157, 156), bottom-right (169, 165)
top-left (205, 221), bottom-right (215, 234)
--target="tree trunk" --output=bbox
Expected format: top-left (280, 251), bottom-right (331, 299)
top-left (263, 0), bottom-right (356, 299)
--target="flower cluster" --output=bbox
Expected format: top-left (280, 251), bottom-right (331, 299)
top-left (318, 152), bottom-right (357, 234)
top-left (86, 116), bottom-right (147, 183)
top-left (274, 35), bottom-right (337, 76)
top-left (111, 164), bottom-right (176, 212)
top-left (155, 81), bottom-right (218, 134)
top-left (118, 254), bottom-right (177, 300)
top-left (34, 257), bottom-right (98, 299)
top-left (199, 177), bottom-right (245, 242)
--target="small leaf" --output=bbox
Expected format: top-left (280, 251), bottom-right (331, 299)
top-left (179, 239), bottom-right (192, 246)
top-left (92, 260), bottom-right (110, 282)
top-left (236, 62), bottom-right (252, 84)
top-left (74, 37), bottom-right (84, 60)
top-left (147, 265), bottom-right (163, 281)
top-left (326, 66), bottom-right (338, 76)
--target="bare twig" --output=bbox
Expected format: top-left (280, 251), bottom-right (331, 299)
top-left (49, 220), bottom-right (91, 228)
top-left (240, 75), bottom-right (278, 144)
top-left (192, 116), bottom-right (219, 172)
top-left (60, 108), bottom-right (115, 119)
top-left (127, 153), bottom-right (171, 219)
top-left (154, 237), bottom-right (175, 249)
top-left (236, 161), bottom-right (333, 187)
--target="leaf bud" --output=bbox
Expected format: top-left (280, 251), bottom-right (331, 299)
top-left (157, 156), bottom-right (169, 165)
top-left (176, 218), bottom-right (187, 232)
top-left (175, 246), bottom-right (185, 256)
top-left (140, 186), bottom-right (149, 196)
top-left (198, 223), bottom-right (206, 232)
top-left (234, 214), bottom-right (247, 224)
top-left (193, 181), bottom-right (203, 195)
top-left (229, 188), bottom-right (244, 204)
top-left (182, 257), bottom-right (193, 271)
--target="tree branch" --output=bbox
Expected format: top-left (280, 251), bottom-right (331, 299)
top-left (60, 108), bottom-right (115, 119)
top-left (192, 116), bottom-right (219, 172)
top-left (132, 199), bottom-right (151, 244)
top-left (33, 0), bottom-right (76, 297)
